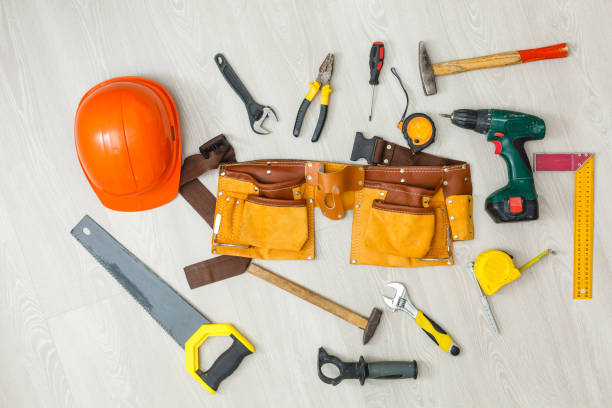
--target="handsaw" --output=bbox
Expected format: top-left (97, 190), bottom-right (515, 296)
top-left (70, 215), bottom-right (254, 394)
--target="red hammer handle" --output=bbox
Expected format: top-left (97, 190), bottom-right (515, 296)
top-left (518, 43), bottom-right (568, 63)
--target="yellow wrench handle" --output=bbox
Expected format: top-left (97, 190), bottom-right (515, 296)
top-left (415, 310), bottom-right (460, 356)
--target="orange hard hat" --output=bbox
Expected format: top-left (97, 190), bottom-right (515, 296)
top-left (75, 77), bottom-right (182, 211)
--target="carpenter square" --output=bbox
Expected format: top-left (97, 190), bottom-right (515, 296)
top-left (70, 215), bottom-right (254, 394)
top-left (534, 153), bottom-right (595, 299)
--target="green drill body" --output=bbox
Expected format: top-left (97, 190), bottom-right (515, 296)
top-left (446, 109), bottom-right (545, 223)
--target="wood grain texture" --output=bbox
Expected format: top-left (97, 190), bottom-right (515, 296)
top-left (1, 0), bottom-right (611, 407)
top-left (433, 51), bottom-right (522, 76)
top-left (247, 263), bottom-right (369, 329)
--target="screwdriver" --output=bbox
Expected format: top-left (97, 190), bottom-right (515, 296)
top-left (368, 41), bottom-right (385, 121)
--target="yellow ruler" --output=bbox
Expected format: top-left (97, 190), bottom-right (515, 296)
top-left (534, 153), bottom-right (594, 299)
top-left (573, 156), bottom-right (594, 298)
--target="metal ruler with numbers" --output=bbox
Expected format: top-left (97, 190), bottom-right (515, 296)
top-left (534, 153), bottom-right (594, 299)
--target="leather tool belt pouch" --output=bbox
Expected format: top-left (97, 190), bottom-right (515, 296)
top-left (209, 138), bottom-right (473, 267)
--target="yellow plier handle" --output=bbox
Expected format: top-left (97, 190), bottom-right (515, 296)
top-left (311, 84), bottom-right (333, 142)
top-left (293, 81), bottom-right (321, 137)
top-left (305, 81), bottom-right (321, 101)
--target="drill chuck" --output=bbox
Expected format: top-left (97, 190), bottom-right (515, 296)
top-left (448, 109), bottom-right (492, 134)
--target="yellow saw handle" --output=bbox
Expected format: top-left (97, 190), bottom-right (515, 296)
top-left (415, 310), bottom-right (460, 355)
top-left (185, 323), bottom-right (254, 394)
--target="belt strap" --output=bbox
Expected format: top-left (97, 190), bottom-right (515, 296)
top-left (180, 135), bottom-right (236, 226)
top-left (180, 135), bottom-right (252, 287)
top-left (352, 131), bottom-right (462, 167)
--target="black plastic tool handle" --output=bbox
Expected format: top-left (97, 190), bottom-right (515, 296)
top-left (368, 361), bottom-right (418, 380)
top-left (317, 347), bottom-right (417, 386)
top-left (199, 335), bottom-right (253, 392)
top-left (293, 98), bottom-right (311, 137)
top-left (311, 105), bottom-right (327, 142)
top-left (214, 53), bottom-right (256, 108)
top-left (369, 42), bottom-right (385, 85)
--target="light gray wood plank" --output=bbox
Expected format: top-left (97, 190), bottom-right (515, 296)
top-left (0, 195), bottom-right (74, 407)
top-left (1, 0), bottom-right (611, 406)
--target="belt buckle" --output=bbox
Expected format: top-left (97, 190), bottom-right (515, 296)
top-left (350, 132), bottom-right (381, 164)
top-left (200, 135), bottom-right (232, 159)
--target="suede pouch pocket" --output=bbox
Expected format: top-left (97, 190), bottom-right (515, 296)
top-left (238, 196), bottom-right (308, 251)
top-left (364, 200), bottom-right (435, 258)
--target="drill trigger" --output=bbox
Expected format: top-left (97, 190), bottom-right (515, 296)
top-left (490, 140), bottom-right (502, 155)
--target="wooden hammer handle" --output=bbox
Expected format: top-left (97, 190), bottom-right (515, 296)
top-left (433, 43), bottom-right (568, 76)
top-left (247, 263), bottom-right (368, 329)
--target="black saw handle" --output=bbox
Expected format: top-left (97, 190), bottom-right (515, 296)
top-left (198, 335), bottom-right (253, 393)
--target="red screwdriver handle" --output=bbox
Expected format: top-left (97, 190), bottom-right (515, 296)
top-left (518, 43), bottom-right (568, 63)
top-left (369, 42), bottom-right (385, 85)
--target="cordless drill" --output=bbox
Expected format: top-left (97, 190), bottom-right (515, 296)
top-left (442, 109), bottom-right (545, 223)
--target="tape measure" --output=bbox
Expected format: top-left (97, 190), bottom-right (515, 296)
top-left (390, 67), bottom-right (436, 153)
top-left (534, 153), bottom-right (594, 299)
top-left (399, 113), bottom-right (436, 152)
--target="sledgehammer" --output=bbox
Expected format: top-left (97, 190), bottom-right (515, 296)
top-left (419, 41), bottom-right (568, 95)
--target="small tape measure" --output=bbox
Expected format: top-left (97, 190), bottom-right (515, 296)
top-left (390, 67), bottom-right (436, 153)
top-left (399, 113), bottom-right (436, 152)
top-left (534, 153), bottom-right (594, 299)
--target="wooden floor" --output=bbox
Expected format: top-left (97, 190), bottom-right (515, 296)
top-left (1, 1), bottom-right (611, 407)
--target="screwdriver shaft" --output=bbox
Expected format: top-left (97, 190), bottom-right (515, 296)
top-left (369, 85), bottom-right (374, 121)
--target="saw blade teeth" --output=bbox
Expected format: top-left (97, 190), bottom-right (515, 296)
top-left (72, 233), bottom-right (184, 348)
top-left (70, 216), bottom-right (209, 349)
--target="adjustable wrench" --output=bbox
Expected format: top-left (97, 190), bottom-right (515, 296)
top-left (383, 282), bottom-right (460, 355)
top-left (214, 53), bottom-right (277, 135)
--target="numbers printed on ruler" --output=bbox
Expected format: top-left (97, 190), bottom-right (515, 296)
top-left (533, 152), bottom-right (595, 300)
top-left (573, 156), bottom-right (594, 299)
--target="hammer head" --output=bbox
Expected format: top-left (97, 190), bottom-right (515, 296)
top-left (362, 308), bottom-right (382, 344)
top-left (418, 41), bottom-right (437, 96)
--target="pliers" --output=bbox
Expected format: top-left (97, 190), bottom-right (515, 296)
top-left (293, 53), bottom-right (334, 142)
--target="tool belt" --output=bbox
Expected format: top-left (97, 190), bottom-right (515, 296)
top-left (179, 135), bottom-right (474, 286)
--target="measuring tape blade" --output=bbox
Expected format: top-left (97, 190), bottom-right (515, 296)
top-left (534, 153), bottom-right (594, 299)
